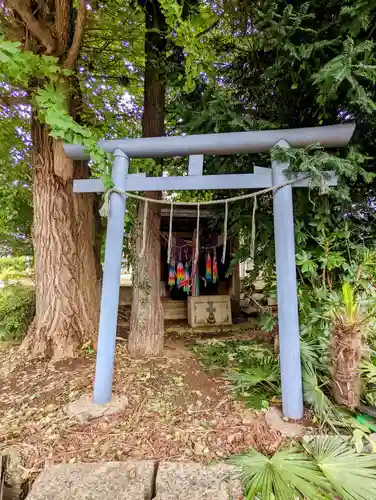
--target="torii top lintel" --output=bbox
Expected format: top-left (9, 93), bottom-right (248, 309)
top-left (64, 123), bottom-right (355, 160)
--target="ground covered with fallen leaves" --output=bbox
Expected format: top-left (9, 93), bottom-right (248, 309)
top-left (0, 336), bottom-right (283, 479)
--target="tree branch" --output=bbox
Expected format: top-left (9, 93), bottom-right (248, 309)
top-left (64, 0), bottom-right (87, 69)
top-left (7, 0), bottom-right (56, 54)
top-left (0, 92), bottom-right (30, 107)
top-left (195, 19), bottom-right (220, 39)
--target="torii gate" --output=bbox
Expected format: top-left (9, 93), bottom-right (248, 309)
top-left (65, 123), bottom-right (355, 419)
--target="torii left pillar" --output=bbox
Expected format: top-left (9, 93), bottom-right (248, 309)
top-left (93, 149), bottom-right (128, 404)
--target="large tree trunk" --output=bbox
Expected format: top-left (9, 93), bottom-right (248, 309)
top-left (22, 118), bottom-right (99, 360)
top-left (6, 1), bottom-right (98, 360)
top-left (128, 0), bottom-right (166, 357)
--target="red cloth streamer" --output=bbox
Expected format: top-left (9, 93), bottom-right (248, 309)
top-left (213, 254), bottom-right (218, 284)
top-left (176, 261), bottom-right (184, 286)
top-left (168, 264), bottom-right (175, 287)
top-left (183, 263), bottom-right (190, 293)
top-left (179, 277), bottom-right (190, 290)
top-left (205, 252), bottom-right (212, 282)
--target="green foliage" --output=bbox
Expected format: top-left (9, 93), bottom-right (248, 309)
top-left (193, 332), bottom-right (364, 422)
top-left (336, 281), bottom-right (360, 324)
top-left (192, 338), bottom-right (273, 370)
top-left (0, 285), bottom-right (35, 342)
top-left (192, 339), bottom-right (279, 408)
top-left (360, 357), bottom-right (376, 406)
top-left (232, 446), bottom-right (328, 500)
top-left (0, 124), bottom-right (32, 253)
top-left (313, 37), bottom-right (376, 112)
top-left (231, 436), bottom-right (376, 500)
top-left (302, 362), bottom-right (346, 432)
top-left (227, 357), bottom-right (280, 409)
top-left (304, 435), bottom-right (376, 499)
top-left (258, 312), bottom-right (276, 333)
top-left (0, 37), bottom-right (106, 167)
top-left (158, 0), bottom-right (218, 91)
top-left (0, 39), bottom-right (70, 86)
top-left (0, 256), bottom-right (32, 282)
top-left (170, 0), bottom-right (376, 311)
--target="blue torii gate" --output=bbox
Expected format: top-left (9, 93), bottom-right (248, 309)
top-left (65, 123), bottom-right (355, 420)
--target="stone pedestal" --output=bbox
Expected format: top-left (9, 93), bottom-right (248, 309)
top-left (187, 295), bottom-right (232, 328)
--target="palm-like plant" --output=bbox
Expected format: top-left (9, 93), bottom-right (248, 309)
top-left (231, 436), bottom-right (376, 500)
top-left (303, 436), bottom-right (376, 499)
top-left (331, 282), bottom-right (364, 408)
top-left (302, 362), bottom-right (347, 432)
top-left (226, 357), bottom-right (280, 408)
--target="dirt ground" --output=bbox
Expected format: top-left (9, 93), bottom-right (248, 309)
top-left (0, 337), bottom-right (283, 481)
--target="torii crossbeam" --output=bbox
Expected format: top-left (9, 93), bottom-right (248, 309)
top-left (65, 123), bottom-right (355, 420)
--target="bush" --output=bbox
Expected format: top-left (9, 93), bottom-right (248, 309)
top-left (0, 285), bottom-right (35, 341)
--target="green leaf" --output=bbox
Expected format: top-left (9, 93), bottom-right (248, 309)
top-left (304, 436), bottom-right (376, 500)
top-left (230, 446), bottom-right (332, 500)
top-left (102, 173), bottom-right (114, 190)
top-left (227, 359), bottom-right (279, 388)
top-left (259, 312), bottom-right (276, 333)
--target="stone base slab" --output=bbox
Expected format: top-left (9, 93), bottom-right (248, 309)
top-left (26, 461), bottom-right (243, 500)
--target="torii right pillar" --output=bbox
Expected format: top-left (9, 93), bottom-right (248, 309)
top-left (272, 140), bottom-right (303, 419)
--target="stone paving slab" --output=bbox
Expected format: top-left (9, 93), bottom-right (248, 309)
top-left (155, 462), bottom-right (243, 500)
top-left (26, 460), bottom-right (244, 500)
top-left (26, 461), bottom-right (156, 500)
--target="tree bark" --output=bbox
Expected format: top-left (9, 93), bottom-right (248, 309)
top-left (22, 118), bottom-right (99, 360)
top-left (93, 194), bottom-right (104, 282)
top-left (128, 191), bottom-right (164, 357)
top-left (128, 0), bottom-right (166, 357)
top-left (7, 1), bottom-right (100, 360)
top-left (331, 321), bottom-right (362, 409)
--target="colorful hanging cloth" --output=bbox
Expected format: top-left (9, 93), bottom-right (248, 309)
top-left (205, 252), bottom-right (212, 282)
top-left (212, 253), bottom-right (218, 284)
top-left (168, 258), bottom-right (176, 287)
top-left (183, 263), bottom-right (190, 293)
top-left (176, 261), bottom-right (184, 286)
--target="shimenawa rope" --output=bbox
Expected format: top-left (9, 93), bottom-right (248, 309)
top-left (99, 176), bottom-right (307, 260)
